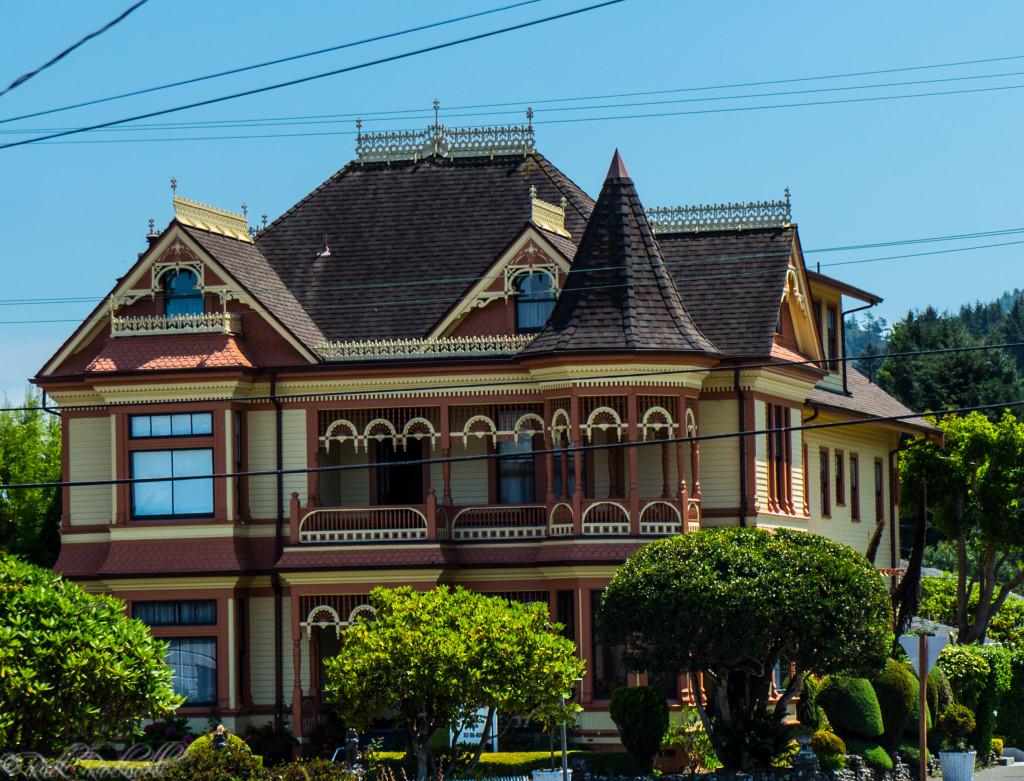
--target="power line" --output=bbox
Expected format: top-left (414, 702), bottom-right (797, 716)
top-left (1, 394), bottom-right (1007, 493)
top-left (6, 340), bottom-right (1023, 414)
top-left (0, 0), bottom-right (547, 125)
top-left (0, 0), bottom-right (626, 152)
top-left (0, 0), bottom-right (149, 99)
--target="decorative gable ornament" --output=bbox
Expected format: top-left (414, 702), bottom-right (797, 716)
top-left (355, 111), bottom-right (535, 164)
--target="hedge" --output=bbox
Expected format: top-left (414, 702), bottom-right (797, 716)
top-left (998, 648), bottom-right (1024, 747)
top-left (871, 659), bottom-right (916, 751)
top-left (367, 750), bottom-right (642, 779)
top-left (818, 676), bottom-right (884, 741)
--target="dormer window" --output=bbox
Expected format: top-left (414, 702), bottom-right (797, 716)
top-left (163, 269), bottom-right (203, 317)
top-left (515, 272), bottom-right (555, 333)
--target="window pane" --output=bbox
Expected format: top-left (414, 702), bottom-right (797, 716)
top-left (130, 417), bottom-right (151, 437)
top-left (171, 414), bottom-right (193, 436)
top-left (150, 415), bottom-right (172, 437)
top-left (132, 451), bottom-right (173, 516)
top-left (192, 412), bottom-right (213, 435)
top-left (171, 450), bottom-right (213, 515)
top-left (498, 436), bottom-right (534, 504)
top-left (134, 602), bottom-right (178, 626)
top-left (166, 638), bottom-right (217, 705)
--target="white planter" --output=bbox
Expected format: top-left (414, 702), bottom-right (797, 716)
top-left (532, 771), bottom-right (565, 781)
top-left (939, 750), bottom-right (976, 781)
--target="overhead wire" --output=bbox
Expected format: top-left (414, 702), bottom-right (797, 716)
top-left (0, 0), bottom-right (548, 125)
top-left (0, 0), bottom-right (626, 152)
top-left (0, 394), bottom-right (1014, 492)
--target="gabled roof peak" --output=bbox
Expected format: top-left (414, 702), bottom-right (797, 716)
top-left (605, 149), bottom-right (631, 181)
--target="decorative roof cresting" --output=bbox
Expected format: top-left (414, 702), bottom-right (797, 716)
top-left (316, 334), bottom-right (533, 361)
top-left (356, 107), bottom-right (535, 164)
top-left (646, 188), bottom-right (792, 234)
top-left (173, 196), bottom-right (253, 243)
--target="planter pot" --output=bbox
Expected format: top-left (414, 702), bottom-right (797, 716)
top-left (939, 750), bottom-right (976, 781)
top-left (532, 771), bottom-right (565, 781)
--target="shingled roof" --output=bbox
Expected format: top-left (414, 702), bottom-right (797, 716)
top-left (523, 151), bottom-right (716, 356)
top-left (658, 227), bottom-right (796, 357)
top-left (253, 152), bottom-right (593, 342)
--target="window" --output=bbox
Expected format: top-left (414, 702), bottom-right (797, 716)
top-left (766, 404), bottom-right (792, 512)
top-left (134, 600), bottom-right (216, 626)
top-left (163, 269), bottom-right (203, 317)
top-left (514, 272), bottom-right (556, 332)
top-left (375, 440), bottom-right (423, 506)
top-left (556, 590), bottom-right (575, 643)
top-left (812, 300), bottom-right (822, 348)
top-left (134, 600), bottom-right (217, 706)
top-left (874, 459), bottom-right (885, 522)
top-left (850, 455), bottom-right (860, 521)
top-left (819, 448), bottom-right (830, 517)
top-left (591, 590), bottom-right (627, 698)
top-left (835, 451), bottom-right (845, 506)
top-left (826, 305), bottom-right (839, 371)
top-left (132, 448), bottom-right (213, 518)
top-left (131, 412), bottom-right (212, 438)
top-left (497, 434), bottom-right (535, 504)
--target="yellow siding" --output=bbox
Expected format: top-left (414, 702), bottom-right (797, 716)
top-left (753, 400), bottom-right (769, 512)
top-left (68, 416), bottom-right (112, 525)
top-left (790, 408), bottom-right (805, 514)
top-left (248, 410), bottom-right (307, 520)
top-left (337, 444), bottom-right (370, 506)
top-left (696, 400), bottom-right (739, 508)
top-left (451, 437), bottom-right (488, 504)
top-left (636, 437), bottom-right (675, 497)
top-left (248, 596), bottom-right (292, 706)
top-left (591, 430), bottom-right (612, 499)
top-left (429, 445), bottom-right (443, 500)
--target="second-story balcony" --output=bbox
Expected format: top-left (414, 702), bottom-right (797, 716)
top-left (110, 311), bottom-right (243, 338)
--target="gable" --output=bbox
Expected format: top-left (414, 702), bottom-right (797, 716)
top-left (40, 225), bottom-right (319, 378)
top-left (431, 226), bottom-right (573, 339)
top-left (779, 254), bottom-right (825, 363)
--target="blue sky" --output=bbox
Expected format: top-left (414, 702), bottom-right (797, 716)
top-left (2, 1), bottom-right (1023, 401)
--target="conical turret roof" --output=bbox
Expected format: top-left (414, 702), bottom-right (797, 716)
top-left (523, 151), bottom-right (717, 356)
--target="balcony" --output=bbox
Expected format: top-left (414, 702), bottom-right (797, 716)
top-left (110, 311), bottom-right (242, 338)
top-left (289, 494), bottom-right (701, 544)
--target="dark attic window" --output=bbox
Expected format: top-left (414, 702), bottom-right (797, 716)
top-left (163, 269), bottom-right (203, 317)
top-left (515, 272), bottom-right (555, 333)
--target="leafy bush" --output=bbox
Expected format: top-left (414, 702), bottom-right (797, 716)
top-left (160, 741), bottom-right (268, 781)
top-left (277, 757), bottom-right (358, 781)
top-left (664, 708), bottom-right (718, 774)
top-left (608, 686), bottom-right (669, 773)
top-left (992, 738), bottom-right (1004, 758)
top-left (810, 730), bottom-right (846, 757)
top-left (896, 738), bottom-right (930, 769)
top-left (997, 649), bottom-right (1024, 749)
top-left (187, 729), bottom-right (253, 756)
top-left (938, 645), bottom-right (991, 710)
top-left (797, 676), bottom-right (824, 731)
top-left (817, 753), bottom-right (846, 772)
top-left (243, 721), bottom-right (297, 766)
top-left (862, 746), bottom-right (894, 770)
top-left (920, 577), bottom-right (1024, 646)
top-left (930, 665), bottom-right (953, 722)
top-left (134, 716), bottom-right (195, 751)
top-left (818, 676), bottom-right (884, 740)
top-left (872, 659), bottom-right (917, 750)
top-left (938, 704), bottom-right (977, 751)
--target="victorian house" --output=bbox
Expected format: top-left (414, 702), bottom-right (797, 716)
top-left (37, 117), bottom-right (932, 743)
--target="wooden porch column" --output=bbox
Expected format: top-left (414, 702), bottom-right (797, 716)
top-left (559, 432), bottom-right (571, 501)
top-left (289, 492), bottom-right (301, 544)
top-left (440, 403), bottom-right (453, 506)
top-left (570, 394), bottom-right (583, 535)
top-left (690, 405), bottom-right (702, 504)
top-left (627, 392), bottom-right (640, 535)
top-left (661, 431), bottom-right (672, 499)
top-left (291, 630), bottom-right (304, 741)
top-left (544, 431), bottom-right (555, 505)
top-left (426, 488), bottom-right (438, 539)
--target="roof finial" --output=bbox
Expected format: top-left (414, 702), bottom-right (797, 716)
top-left (433, 98), bottom-right (439, 128)
top-left (170, 177), bottom-right (177, 196)
top-left (356, 117), bottom-right (362, 140)
top-left (261, 213), bottom-right (268, 229)
top-left (526, 106), bottom-right (534, 126)
top-left (241, 203), bottom-right (248, 219)
top-left (148, 217), bottom-right (154, 233)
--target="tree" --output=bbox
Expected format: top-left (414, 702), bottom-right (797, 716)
top-left (608, 685), bottom-right (669, 773)
top-left (323, 586), bottom-right (585, 781)
top-left (599, 528), bottom-right (892, 770)
top-left (0, 554), bottom-right (180, 754)
top-left (877, 308), bottom-right (1022, 418)
top-left (901, 412), bottom-right (1024, 643)
top-left (0, 390), bottom-right (62, 567)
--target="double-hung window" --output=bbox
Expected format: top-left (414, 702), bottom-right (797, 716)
top-left (130, 412), bottom-right (214, 520)
top-left (134, 600), bottom-right (218, 706)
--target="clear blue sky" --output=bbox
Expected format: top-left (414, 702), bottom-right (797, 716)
top-left (2, 0), bottom-right (1023, 402)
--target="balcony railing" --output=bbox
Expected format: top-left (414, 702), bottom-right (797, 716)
top-left (110, 311), bottom-right (242, 338)
top-left (288, 494), bottom-right (701, 544)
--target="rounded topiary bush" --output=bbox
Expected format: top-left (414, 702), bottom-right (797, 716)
top-left (608, 685), bottom-right (670, 774)
top-left (811, 730), bottom-right (846, 757)
top-left (871, 658), bottom-right (917, 750)
top-left (862, 745), bottom-right (894, 770)
top-left (818, 676), bottom-right (884, 741)
top-left (186, 730), bottom-right (254, 756)
top-left (797, 676), bottom-right (824, 731)
top-left (162, 741), bottom-right (268, 781)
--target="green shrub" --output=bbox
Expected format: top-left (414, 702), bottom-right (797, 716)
top-left (810, 730), bottom-right (846, 757)
top-left (277, 757), bottom-right (358, 781)
top-left (972, 645), bottom-right (1012, 760)
top-left (938, 645), bottom-right (990, 710)
top-left (992, 738), bottom-right (1005, 758)
top-left (67, 759), bottom-right (167, 780)
top-left (997, 649), bottom-right (1024, 749)
top-left (930, 665), bottom-right (953, 722)
top-left (664, 708), bottom-right (718, 773)
top-left (771, 740), bottom-right (801, 768)
top-left (160, 741), bottom-right (269, 781)
top-left (862, 746), bottom-right (894, 770)
top-left (608, 686), bottom-right (670, 774)
top-left (896, 738), bottom-right (930, 769)
top-left (818, 676), bottom-right (884, 741)
top-left (872, 659), bottom-right (917, 751)
top-left (186, 730), bottom-right (255, 757)
top-left (938, 704), bottom-right (977, 751)
top-left (817, 754), bottom-right (846, 772)
top-left (797, 677), bottom-right (824, 731)
top-left (243, 721), bottom-right (296, 766)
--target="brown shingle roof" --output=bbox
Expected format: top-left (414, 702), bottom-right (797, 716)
top-left (253, 152), bottom-right (593, 342)
top-left (658, 227), bottom-right (795, 356)
top-left (180, 226), bottom-right (325, 349)
top-left (524, 152), bottom-right (717, 356)
top-left (807, 368), bottom-right (938, 433)
top-left (85, 333), bottom-right (254, 372)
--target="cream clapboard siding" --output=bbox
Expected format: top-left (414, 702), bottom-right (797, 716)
top-left (591, 430), bottom-right (612, 499)
top-left (68, 416), bottom-right (113, 525)
top-left (450, 437), bottom-right (488, 504)
top-left (803, 418), bottom-right (897, 562)
top-left (248, 596), bottom-right (293, 706)
top-left (429, 446), bottom-right (443, 501)
top-left (248, 410), bottom-right (307, 519)
top-left (753, 400), bottom-right (769, 511)
top-left (790, 407), bottom-right (805, 514)
top-left (336, 444), bottom-right (370, 506)
top-left (696, 400), bottom-right (740, 508)
top-left (635, 437), bottom-right (676, 497)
